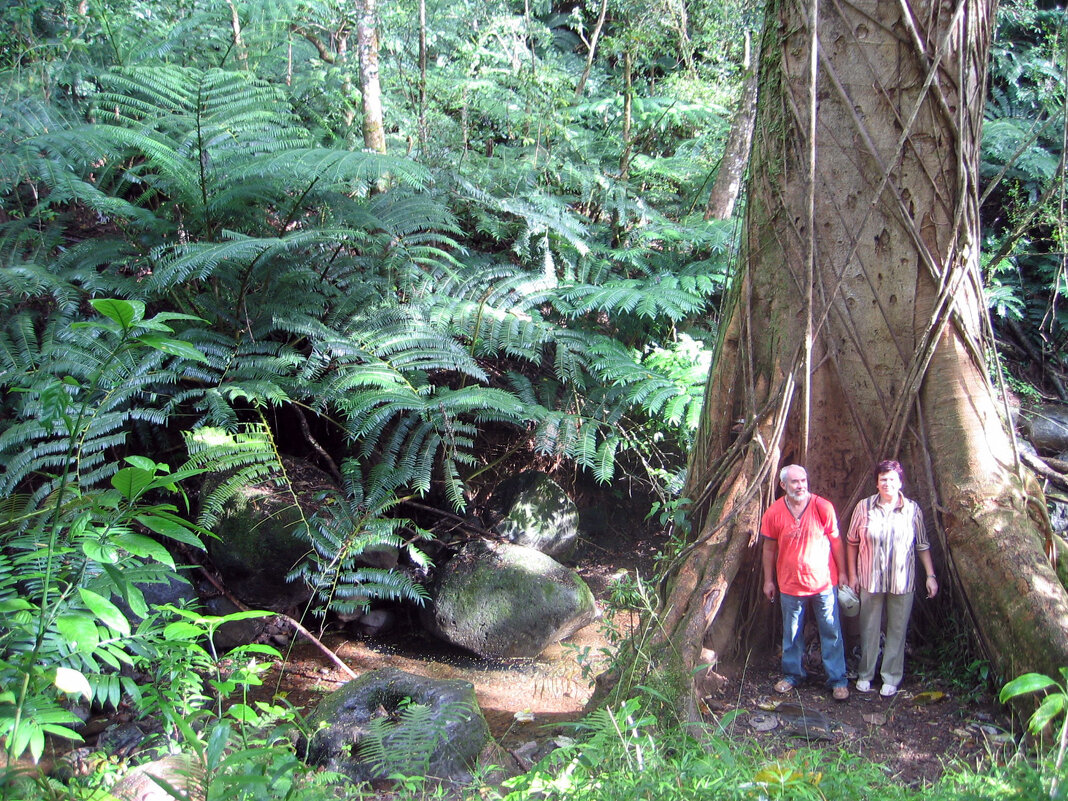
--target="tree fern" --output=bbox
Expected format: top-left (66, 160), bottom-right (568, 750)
top-left (0, 307), bottom-right (196, 502)
top-left (0, 4), bottom-right (735, 625)
top-left (287, 460), bottom-right (431, 618)
top-left (181, 424), bottom-right (286, 530)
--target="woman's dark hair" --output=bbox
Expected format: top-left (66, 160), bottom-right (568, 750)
top-left (875, 459), bottom-right (904, 481)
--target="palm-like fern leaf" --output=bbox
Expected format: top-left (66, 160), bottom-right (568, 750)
top-left (288, 460), bottom-right (430, 616)
top-left (0, 311), bottom-right (188, 501)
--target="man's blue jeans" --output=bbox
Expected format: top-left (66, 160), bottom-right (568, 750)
top-left (779, 588), bottom-right (847, 688)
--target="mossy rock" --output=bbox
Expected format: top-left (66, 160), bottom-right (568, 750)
top-left (300, 667), bottom-right (490, 784)
top-left (422, 540), bottom-right (597, 659)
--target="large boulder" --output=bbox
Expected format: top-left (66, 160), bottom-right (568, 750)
top-left (422, 540), bottom-right (598, 659)
top-left (490, 471), bottom-right (579, 560)
top-left (299, 668), bottom-right (490, 784)
top-left (203, 595), bottom-right (269, 653)
top-left (202, 456), bottom-right (332, 609)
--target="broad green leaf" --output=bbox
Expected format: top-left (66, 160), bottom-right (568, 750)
top-left (226, 703), bottom-right (258, 723)
top-left (0, 598), bottom-right (34, 613)
top-left (206, 722), bottom-right (231, 771)
top-left (103, 564), bottom-right (150, 619)
top-left (82, 537), bottom-right (121, 564)
top-left (125, 455), bottom-right (163, 471)
top-left (146, 311), bottom-right (206, 326)
top-left (91, 298), bottom-right (144, 329)
top-left (54, 667), bottom-right (92, 700)
top-left (1000, 673), bottom-right (1058, 703)
top-left (56, 613), bottom-right (100, 651)
top-left (34, 707), bottom-right (81, 725)
top-left (94, 646), bottom-right (122, 670)
top-left (79, 588), bottom-right (131, 636)
top-left (113, 531), bottom-right (175, 567)
top-left (153, 467), bottom-right (205, 486)
top-left (39, 724), bottom-right (84, 743)
top-left (29, 726), bottom-right (45, 763)
top-left (1030, 693), bottom-right (1067, 734)
top-left (164, 621), bottom-right (207, 640)
top-left (135, 334), bottom-right (209, 364)
top-left (136, 513), bottom-right (206, 548)
top-left (112, 466), bottom-right (154, 501)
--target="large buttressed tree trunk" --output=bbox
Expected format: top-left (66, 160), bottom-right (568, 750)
top-left (601, 0), bottom-right (1068, 720)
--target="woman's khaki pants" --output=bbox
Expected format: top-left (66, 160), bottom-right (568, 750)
top-left (857, 589), bottom-right (914, 687)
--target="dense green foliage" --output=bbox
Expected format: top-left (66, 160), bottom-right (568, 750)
top-left (981, 2), bottom-right (1068, 396)
top-left (0, 0), bottom-right (1066, 797)
top-left (0, 0), bottom-right (736, 785)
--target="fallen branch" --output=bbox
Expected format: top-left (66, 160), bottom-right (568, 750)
top-left (195, 566), bottom-right (358, 680)
top-left (1021, 450), bottom-right (1068, 493)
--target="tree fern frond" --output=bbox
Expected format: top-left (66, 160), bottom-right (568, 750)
top-left (594, 436), bottom-right (620, 484)
top-left (244, 148), bottom-right (433, 190)
top-left (557, 276), bottom-right (709, 321)
top-left (181, 424), bottom-right (283, 528)
top-left (323, 305), bottom-right (488, 386)
top-left (552, 329), bottom-right (591, 390)
top-left (288, 460), bottom-right (430, 615)
top-left (0, 312), bottom-right (189, 499)
top-left (143, 235), bottom-right (294, 291)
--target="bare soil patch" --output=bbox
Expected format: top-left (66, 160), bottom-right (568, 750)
top-left (711, 652), bottom-right (1010, 788)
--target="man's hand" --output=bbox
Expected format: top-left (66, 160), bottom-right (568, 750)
top-left (763, 580), bottom-right (777, 602)
top-left (761, 538), bottom-right (778, 603)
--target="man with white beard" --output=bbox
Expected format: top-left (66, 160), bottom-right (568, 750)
top-left (760, 464), bottom-right (850, 701)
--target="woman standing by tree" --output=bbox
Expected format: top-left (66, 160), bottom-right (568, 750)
top-left (846, 460), bottom-right (938, 698)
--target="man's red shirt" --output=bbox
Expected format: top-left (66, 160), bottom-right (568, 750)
top-left (761, 494), bottom-right (839, 596)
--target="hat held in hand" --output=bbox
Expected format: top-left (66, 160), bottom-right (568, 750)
top-left (838, 585), bottom-right (860, 617)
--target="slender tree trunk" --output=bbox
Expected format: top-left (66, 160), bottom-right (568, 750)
top-left (418, 0), bottom-right (428, 149)
top-left (596, 0), bottom-right (1068, 718)
top-left (574, 0), bottom-right (609, 100)
top-left (356, 0), bottom-right (386, 153)
top-left (620, 50), bottom-right (634, 181)
top-left (705, 34), bottom-right (760, 220)
top-left (226, 0), bottom-right (248, 69)
top-left (611, 51), bottom-right (635, 247)
top-left (668, 0), bottom-right (695, 76)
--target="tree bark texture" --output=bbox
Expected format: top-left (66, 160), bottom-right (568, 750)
top-left (705, 38), bottom-right (760, 220)
top-left (605, 0), bottom-right (1068, 718)
top-left (356, 0), bottom-right (387, 153)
